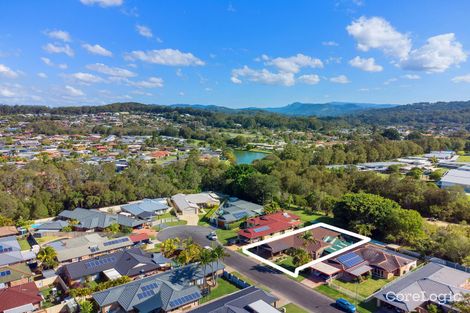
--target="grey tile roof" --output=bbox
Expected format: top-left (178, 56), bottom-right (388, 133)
top-left (58, 208), bottom-right (145, 230)
top-left (0, 236), bottom-right (35, 267)
top-left (93, 261), bottom-right (225, 312)
top-left (49, 234), bottom-right (134, 262)
top-left (218, 200), bottom-right (263, 223)
top-left (373, 262), bottom-right (470, 312)
top-left (121, 199), bottom-right (169, 219)
top-left (188, 286), bottom-right (278, 313)
top-left (64, 247), bottom-right (159, 280)
top-left (35, 220), bottom-right (69, 231)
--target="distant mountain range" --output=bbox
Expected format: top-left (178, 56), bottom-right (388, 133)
top-left (170, 102), bottom-right (396, 117)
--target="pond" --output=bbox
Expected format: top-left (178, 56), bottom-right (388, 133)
top-left (233, 150), bottom-right (268, 165)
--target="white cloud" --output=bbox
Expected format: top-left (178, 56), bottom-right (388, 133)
top-left (264, 53), bottom-right (323, 73)
top-left (349, 56), bottom-right (383, 72)
top-left (43, 43), bottom-right (74, 57)
top-left (130, 77), bottom-right (163, 88)
top-left (0, 87), bottom-right (15, 97)
top-left (37, 72), bottom-right (48, 78)
top-left (227, 3), bottom-right (236, 12)
top-left (298, 74), bottom-right (320, 85)
top-left (0, 64), bottom-right (19, 78)
top-left (41, 57), bottom-right (67, 69)
top-left (45, 30), bottom-right (71, 42)
top-left (71, 72), bottom-right (104, 84)
top-left (86, 63), bottom-right (136, 77)
top-left (124, 49), bottom-right (205, 66)
top-left (322, 41), bottom-right (339, 46)
top-left (136, 25), bottom-right (153, 38)
top-left (452, 74), bottom-right (470, 83)
top-left (82, 43), bottom-right (112, 57)
top-left (231, 66), bottom-right (295, 86)
top-left (64, 85), bottom-right (84, 96)
top-left (384, 78), bottom-right (398, 85)
top-left (346, 16), bottom-right (411, 59)
top-left (80, 0), bottom-right (123, 7)
top-left (402, 74), bottom-right (420, 80)
top-left (330, 75), bottom-right (350, 84)
top-left (400, 33), bottom-right (467, 72)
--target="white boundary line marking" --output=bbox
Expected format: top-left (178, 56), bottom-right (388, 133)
top-left (241, 222), bottom-right (370, 278)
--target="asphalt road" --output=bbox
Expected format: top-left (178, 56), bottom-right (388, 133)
top-left (158, 225), bottom-right (342, 313)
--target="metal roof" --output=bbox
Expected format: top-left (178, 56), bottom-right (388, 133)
top-left (373, 262), bottom-right (470, 312)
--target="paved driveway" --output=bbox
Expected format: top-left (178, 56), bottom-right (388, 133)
top-left (158, 226), bottom-right (342, 313)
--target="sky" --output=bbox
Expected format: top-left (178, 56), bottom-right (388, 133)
top-left (0, 0), bottom-right (470, 108)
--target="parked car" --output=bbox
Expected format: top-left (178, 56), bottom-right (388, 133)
top-left (227, 238), bottom-right (238, 245)
top-left (206, 231), bottom-right (217, 241)
top-left (335, 298), bottom-right (356, 313)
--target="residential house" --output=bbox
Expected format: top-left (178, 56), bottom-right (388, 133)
top-left (121, 198), bottom-right (170, 220)
top-left (46, 233), bottom-right (134, 263)
top-left (238, 212), bottom-right (302, 243)
top-left (92, 262), bottom-right (225, 313)
top-left (216, 199), bottom-right (264, 229)
top-left (0, 263), bottom-right (34, 288)
top-left (188, 286), bottom-right (279, 313)
top-left (62, 247), bottom-right (160, 286)
top-left (171, 193), bottom-right (220, 215)
top-left (373, 262), bottom-right (470, 313)
top-left (259, 227), bottom-right (350, 259)
top-left (0, 236), bottom-right (35, 267)
top-left (0, 227), bottom-right (18, 238)
top-left (0, 282), bottom-right (42, 313)
top-left (58, 207), bottom-right (146, 231)
top-left (318, 244), bottom-right (417, 281)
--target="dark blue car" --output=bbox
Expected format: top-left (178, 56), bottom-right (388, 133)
top-left (335, 298), bottom-right (356, 313)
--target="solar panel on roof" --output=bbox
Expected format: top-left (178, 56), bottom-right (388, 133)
top-left (337, 252), bottom-right (364, 268)
top-left (253, 225), bottom-right (270, 233)
top-left (233, 212), bottom-right (247, 220)
top-left (168, 292), bottom-right (200, 308)
top-left (0, 270), bottom-right (11, 277)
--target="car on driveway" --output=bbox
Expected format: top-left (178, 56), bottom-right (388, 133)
top-left (335, 298), bottom-right (356, 313)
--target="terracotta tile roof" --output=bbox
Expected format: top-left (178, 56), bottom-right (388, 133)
top-left (0, 282), bottom-right (42, 312)
top-left (129, 233), bottom-right (150, 243)
top-left (239, 212), bottom-right (301, 239)
top-left (0, 226), bottom-right (18, 238)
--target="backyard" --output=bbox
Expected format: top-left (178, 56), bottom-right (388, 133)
top-left (200, 278), bottom-right (241, 304)
top-left (17, 238), bottom-right (31, 250)
top-left (285, 208), bottom-right (334, 226)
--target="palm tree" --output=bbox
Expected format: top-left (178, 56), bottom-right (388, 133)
top-left (37, 246), bottom-right (58, 269)
top-left (299, 231), bottom-right (317, 248)
top-left (198, 248), bottom-right (214, 290)
top-left (161, 238), bottom-right (180, 258)
top-left (291, 248), bottom-right (311, 267)
top-left (264, 200), bottom-right (281, 214)
top-left (211, 245), bottom-right (229, 286)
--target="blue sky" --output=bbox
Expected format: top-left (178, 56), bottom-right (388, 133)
top-left (0, 0), bottom-right (470, 108)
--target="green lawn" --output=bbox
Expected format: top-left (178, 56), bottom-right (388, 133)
top-left (17, 238), bottom-right (31, 250)
top-left (216, 227), bottom-right (240, 245)
top-left (286, 208), bottom-right (334, 226)
top-left (458, 155), bottom-right (470, 162)
top-left (281, 303), bottom-right (309, 313)
top-left (275, 256), bottom-right (307, 283)
top-left (315, 285), bottom-right (377, 313)
top-left (332, 277), bottom-right (394, 298)
top-left (200, 278), bottom-right (241, 304)
top-left (155, 211), bottom-right (175, 220)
